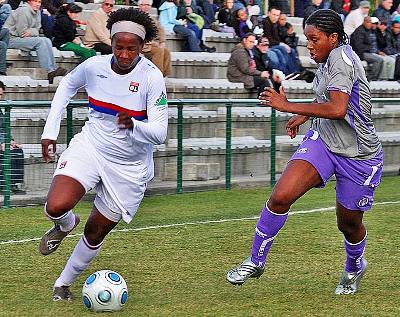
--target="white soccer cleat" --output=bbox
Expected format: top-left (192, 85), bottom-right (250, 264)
top-left (226, 256), bottom-right (265, 285)
top-left (335, 259), bottom-right (368, 295)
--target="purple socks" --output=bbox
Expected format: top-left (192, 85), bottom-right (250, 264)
top-left (344, 234), bottom-right (367, 273)
top-left (250, 205), bottom-right (288, 268)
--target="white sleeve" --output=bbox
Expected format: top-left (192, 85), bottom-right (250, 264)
top-left (41, 62), bottom-right (88, 140)
top-left (129, 72), bottom-right (168, 145)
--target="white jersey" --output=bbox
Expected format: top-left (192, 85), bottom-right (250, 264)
top-left (42, 54), bottom-right (168, 182)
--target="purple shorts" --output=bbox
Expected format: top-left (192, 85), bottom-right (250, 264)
top-left (290, 130), bottom-right (383, 211)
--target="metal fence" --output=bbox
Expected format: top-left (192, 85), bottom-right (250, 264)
top-left (0, 97), bottom-right (398, 208)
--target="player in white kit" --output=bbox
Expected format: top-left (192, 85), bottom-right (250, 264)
top-left (38, 8), bottom-right (168, 301)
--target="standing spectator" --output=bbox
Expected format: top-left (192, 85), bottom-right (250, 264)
top-left (344, 0), bottom-right (370, 36)
top-left (159, 0), bottom-right (202, 52)
top-left (0, 0), bottom-right (11, 29)
top-left (4, 0), bottom-right (67, 84)
top-left (0, 81), bottom-right (25, 194)
top-left (303, 0), bottom-right (323, 28)
top-left (227, 33), bottom-right (272, 94)
top-left (263, 7), bottom-right (300, 75)
top-left (330, 0), bottom-right (360, 21)
top-left (84, 0), bottom-right (114, 55)
top-left (53, 4), bottom-right (97, 61)
top-left (0, 28), bottom-right (8, 75)
top-left (139, 0), bottom-right (172, 77)
top-left (372, 0), bottom-right (393, 26)
top-left (269, 0), bottom-right (289, 14)
top-left (351, 16), bottom-right (384, 80)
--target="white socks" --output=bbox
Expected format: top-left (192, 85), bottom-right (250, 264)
top-left (44, 204), bottom-right (76, 232)
top-left (54, 235), bottom-right (103, 287)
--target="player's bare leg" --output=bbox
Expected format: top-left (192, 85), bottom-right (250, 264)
top-left (39, 175), bottom-right (85, 255)
top-left (335, 204), bottom-right (368, 295)
top-left (227, 160), bottom-right (322, 285)
top-left (53, 206), bottom-right (118, 301)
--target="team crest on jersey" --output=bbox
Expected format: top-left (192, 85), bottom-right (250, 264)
top-left (59, 161), bottom-right (68, 169)
top-left (129, 81), bottom-right (140, 92)
top-left (155, 92), bottom-right (167, 107)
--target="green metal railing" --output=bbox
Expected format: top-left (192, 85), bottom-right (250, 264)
top-left (1, 97), bottom-right (399, 207)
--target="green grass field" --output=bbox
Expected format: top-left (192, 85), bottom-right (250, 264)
top-left (0, 176), bottom-right (399, 317)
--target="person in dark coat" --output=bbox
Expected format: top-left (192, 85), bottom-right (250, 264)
top-left (303, 0), bottom-right (323, 28)
top-left (330, 0), bottom-right (360, 19)
top-left (52, 3), bottom-right (97, 60)
top-left (372, 0), bottom-right (393, 26)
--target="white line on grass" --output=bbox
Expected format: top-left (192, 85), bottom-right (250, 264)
top-left (1, 200), bottom-right (399, 246)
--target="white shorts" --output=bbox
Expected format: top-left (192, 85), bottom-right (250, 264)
top-left (54, 132), bottom-right (147, 223)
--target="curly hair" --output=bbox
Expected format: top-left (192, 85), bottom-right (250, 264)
top-left (305, 9), bottom-right (349, 45)
top-left (106, 8), bottom-right (158, 43)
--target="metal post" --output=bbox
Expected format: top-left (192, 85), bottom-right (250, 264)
top-left (270, 108), bottom-right (276, 187)
top-left (225, 103), bottom-right (232, 190)
top-left (3, 105), bottom-right (11, 208)
top-left (177, 104), bottom-right (183, 194)
top-left (67, 106), bottom-right (73, 146)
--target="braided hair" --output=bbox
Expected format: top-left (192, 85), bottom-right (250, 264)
top-left (305, 9), bottom-right (349, 45)
top-left (106, 8), bottom-right (158, 43)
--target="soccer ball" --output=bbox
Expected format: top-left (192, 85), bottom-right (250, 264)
top-left (82, 270), bottom-right (128, 312)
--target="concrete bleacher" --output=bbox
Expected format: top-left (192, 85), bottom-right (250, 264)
top-left (1, 11), bottom-right (399, 202)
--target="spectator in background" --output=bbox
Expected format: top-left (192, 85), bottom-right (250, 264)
top-left (232, 7), bottom-right (252, 37)
top-left (330, 0), bottom-right (360, 21)
top-left (41, 0), bottom-right (58, 38)
top-left (263, 7), bottom-right (300, 75)
top-left (369, 16), bottom-right (395, 79)
top-left (53, 3), bottom-right (97, 60)
top-left (372, 0), bottom-right (393, 26)
top-left (269, 0), bottom-right (289, 14)
top-left (0, 81), bottom-right (25, 194)
top-left (217, 0), bottom-right (236, 34)
top-left (159, 0), bottom-right (202, 52)
top-left (84, 0), bottom-right (114, 55)
top-left (278, 14), bottom-right (299, 52)
top-left (384, 19), bottom-right (400, 54)
top-left (227, 33), bottom-right (272, 93)
top-left (0, 27), bottom-right (8, 75)
top-left (0, 0), bottom-right (11, 29)
top-left (139, 0), bottom-right (172, 77)
top-left (344, 0), bottom-right (370, 36)
top-left (294, 0), bottom-right (309, 17)
top-left (4, 0), bottom-right (67, 84)
top-left (351, 16), bottom-right (384, 80)
top-left (303, 0), bottom-right (323, 28)
top-left (252, 35), bottom-right (282, 91)
top-left (376, 19), bottom-right (390, 53)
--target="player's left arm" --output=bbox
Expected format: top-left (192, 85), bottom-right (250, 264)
top-left (126, 73), bottom-right (168, 145)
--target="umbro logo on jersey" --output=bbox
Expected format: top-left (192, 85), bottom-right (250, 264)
top-left (59, 161), bottom-right (68, 169)
top-left (129, 81), bottom-right (139, 92)
top-left (96, 74), bottom-right (108, 78)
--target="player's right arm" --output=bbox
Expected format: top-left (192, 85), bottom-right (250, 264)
top-left (41, 61), bottom-right (89, 162)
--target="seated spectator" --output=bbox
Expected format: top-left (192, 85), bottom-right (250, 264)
top-left (384, 19), bottom-right (400, 55)
top-left (369, 16), bottom-right (395, 79)
top-left (159, 0), bottom-right (202, 52)
top-left (330, 0), bottom-right (359, 21)
top-left (303, 0), bottom-right (322, 28)
top-left (216, 0), bottom-right (236, 35)
top-left (0, 0), bottom-right (11, 29)
top-left (269, 0), bottom-right (289, 14)
top-left (372, 0), bottom-right (393, 26)
top-left (227, 32), bottom-right (272, 94)
top-left (4, 0), bottom-right (67, 84)
top-left (53, 3), bottom-right (97, 61)
top-left (263, 6), bottom-right (301, 75)
top-left (41, 0), bottom-right (57, 38)
top-left (0, 81), bottom-right (25, 194)
top-left (232, 8), bottom-right (252, 37)
top-left (139, 0), bottom-right (172, 77)
top-left (344, 0), bottom-right (371, 36)
top-left (278, 14), bottom-right (299, 51)
top-left (351, 16), bottom-right (384, 80)
top-left (83, 0), bottom-right (114, 55)
top-left (252, 35), bottom-right (282, 91)
top-left (0, 27), bottom-right (8, 75)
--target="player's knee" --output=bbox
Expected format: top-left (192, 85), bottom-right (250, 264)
top-left (84, 224), bottom-right (106, 246)
top-left (337, 220), bottom-right (361, 236)
top-left (268, 191), bottom-right (293, 212)
top-left (45, 199), bottom-right (74, 218)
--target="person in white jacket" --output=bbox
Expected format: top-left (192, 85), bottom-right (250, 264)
top-left (344, 0), bottom-right (371, 36)
top-left (38, 7), bottom-right (168, 301)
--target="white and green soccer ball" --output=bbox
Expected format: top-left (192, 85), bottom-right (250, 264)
top-left (82, 270), bottom-right (128, 312)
